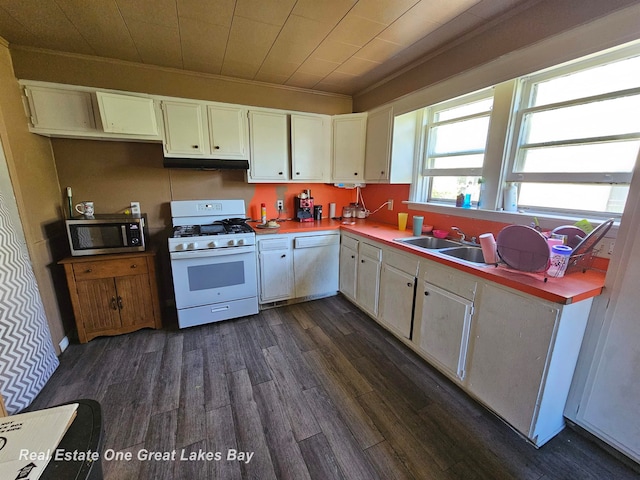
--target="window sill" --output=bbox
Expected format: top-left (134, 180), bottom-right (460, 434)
top-left (404, 201), bottom-right (619, 236)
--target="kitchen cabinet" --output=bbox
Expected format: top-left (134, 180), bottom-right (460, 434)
top-left (60, 252), bottom-right (162, 343)
top-left (413, 261), bottom-right (477, 382)
top-left (339, 235), bottom-right (359, 301)
top-left (257, 231), bottom-right (339, 304)
top-left (378, 248), bottom-right (418, 339)
top-left (293, 233), bottom-right (340, 298)
top-left (466, 282), bottom-right (592, 446)
top-left (161, 100), bottom-right (249, 160)
top-left (95, 91), bottom-right (159, 136)
top-left (291, 114), bottom-right (330, 182)
top-left (21, 82), bottom-right (162, 142)
top-left (248, 111), bottom-right (289, 182)
top-left (332, 113), bottom-right (367, 183)
top-left (364, 106), bottom-right (393, 183)
top-left (355, 242), bottom-right (382, 317)
top-left (258, 236), bottom-right (294, 303)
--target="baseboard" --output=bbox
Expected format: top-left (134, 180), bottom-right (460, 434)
top-left (58, 336), bottom-right (69, 353)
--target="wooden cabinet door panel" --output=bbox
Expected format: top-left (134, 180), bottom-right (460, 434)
top-left (379, 264), bottom-right (415, 339)
top-left (339, 245), bottom-right (358, 301)
top-left (76, 278), bottom-right (121, 334)
top-left (259, 249), bottom-right (294, 302)
top-left (116, 274), bottom-right (155, 328)
top-left (356, 254), bottom-right (381, 317)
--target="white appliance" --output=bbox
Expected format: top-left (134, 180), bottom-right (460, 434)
top-left (168, 199), bottom-right (258, 328)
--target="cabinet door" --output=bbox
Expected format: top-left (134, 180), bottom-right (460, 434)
top-left (364, 106), bottom-right (393, 183)
top-left (291, 114), bottom-right (329, 182)
top-left (259, 249), bottom-right (294, 302)
top-left (378, 264), bottom-right (415, 339)
top-left (466, 283), bottom-right (558, 436)
top-left (96, 91), bottom-right (159, 136)
top-left (75, 278), bottom-right (121, 336)
top-left (248, 111), bottom-right (289, 181)
top-left (115, 274), bottom-right (156, 329)
top-left (162, 101), bottom-right (207, 156)
top-left (25, 86), bottom-right (96, 132)
top-left (356, 254), bottom-right (381, 317)
top-left (414, 281), bottom-right (473, 381)
top-left (332, 113), bottom-right (367, 182)
top-left (207, 105), bottom-right (249, 160)
top-left (339, 245), bottom-right (358, 301)
top-left (293, 238), bottom-right (339, 298)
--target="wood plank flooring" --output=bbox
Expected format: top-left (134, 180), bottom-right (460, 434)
top-left (29, 295), bottom-right (639, 480)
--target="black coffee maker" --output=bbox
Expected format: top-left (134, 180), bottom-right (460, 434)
top-left (294, 190), bottom-right (314, 222)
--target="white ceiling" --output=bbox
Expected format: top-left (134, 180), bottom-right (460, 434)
top-left (0, 0), bottom-right (532, 95)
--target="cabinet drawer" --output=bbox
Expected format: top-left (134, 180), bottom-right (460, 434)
top-left (294, 234), bottom-right (339, 249)
top-left (73, 257), bottom-right (148, 280)
top-left (421, 261), bottom-right (477, 300)
top-left (341, 235), bottom-right (359, 251)
top-left (360, 242), bottom-right (382, 261)
top-left (384, 249), bottom-right (418, 276)
top-left (258, 237), bottom-right (290, 251)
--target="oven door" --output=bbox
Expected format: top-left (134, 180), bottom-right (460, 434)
top-left (170, 246), bottom-right (257, 309)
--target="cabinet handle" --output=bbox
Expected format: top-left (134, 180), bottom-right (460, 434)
top-left (85, 268), bottom-right (92, 273)
top-left (296, 172), bottom-right (300, 175)
top-left (361, 259), bottom-right (365, 263)
top-left (192, 145), bottom-right (199, 149)
top-left (278, 171), bottom-right (283, 175)
top-left (110, 297), bottom-right (118, 310)
top-left (354, 172), bottom-right (358, 176)
top-left (130, 264), bottom-right (137, 268)
top-left (424, 291), bottom-right (429, 296)
top-left (351, 255), bottom-right (355, 259)
top-left (281, 254), bottom-right (286, 258)
top-left (117, 296), bottom-right (123, 310)
top-left (213, 145), bottom-right (220, 149)
top-left (407, 282), bottom-right (413, 287)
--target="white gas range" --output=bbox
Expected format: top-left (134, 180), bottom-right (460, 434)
top-left (168, 199), bottom-right (258, 329)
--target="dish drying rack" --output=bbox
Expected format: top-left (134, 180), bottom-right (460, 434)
top-left (564, 246), bottom-right (600, 274)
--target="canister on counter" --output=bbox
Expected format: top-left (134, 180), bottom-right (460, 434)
top-left (314, 205), bottom-right (322, 221)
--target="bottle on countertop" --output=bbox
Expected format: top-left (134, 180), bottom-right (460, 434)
top-left (260, 203), bottom-right (267, 224)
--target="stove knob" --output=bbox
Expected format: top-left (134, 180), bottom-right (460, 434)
top-left (227, 239), bottom-right (237, 246)
top-left (237, 238), bottom-right (245, 246)
top-left (209, 241), bottom-right (218, 248)
top-left (177, 243), bottom-right (187, 251)
top-left (189, 242), bottom-right (198, 250)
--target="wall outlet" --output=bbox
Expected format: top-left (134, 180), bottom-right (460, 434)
top-left (130, 201), bottom-right (141, 215)
top-left (276, 199), bottom-right (284, 211)
top-left (388, 199), bottom-right (394, 210)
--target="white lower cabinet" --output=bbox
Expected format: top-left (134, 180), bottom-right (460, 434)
top-left (258, 236), bottom-right (294, 303)
top-left (258, 231), bottom-right (339, 304)
top-left (465, 282), bottom-right (592, 446)
top-left (378, 249), bottom-right (418, 339)
top-left (355, 242), bottom-right (382, 318)
top-left (338, 231), bottom-right (594, 447)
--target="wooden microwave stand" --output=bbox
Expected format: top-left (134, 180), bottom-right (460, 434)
top-left (59, 252), bottom-right (162, 343)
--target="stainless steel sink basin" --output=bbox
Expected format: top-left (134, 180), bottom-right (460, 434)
top-left (439, 246), bottom-right (487, 264)
top-left (395, 236), bottom-right (461, 249)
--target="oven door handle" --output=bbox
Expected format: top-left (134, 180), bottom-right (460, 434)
top-left (170, 246), bottom-right (255, 260)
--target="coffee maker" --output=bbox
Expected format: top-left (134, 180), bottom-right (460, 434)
top-left (294, 190), bottom-right (314, 222)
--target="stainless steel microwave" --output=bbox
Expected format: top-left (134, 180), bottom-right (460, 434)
top-left (65, 214), bottom-right (147, 256)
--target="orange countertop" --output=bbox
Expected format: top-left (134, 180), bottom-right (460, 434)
top-left (251, 219), bottom-right (605, 304)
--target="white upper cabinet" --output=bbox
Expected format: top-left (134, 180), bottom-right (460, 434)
top-left (161, 100), bottom-right (249, 160)
top-left (161, 101), bottom-right (208, 156)
top-left (248, 111), bottom-right (289, 182)
top-left (95, 91), bottom-right (159, 136)
top-left (207, 105), bottom-right (249, 160)
top-left (364, 106), bottom-right (393, 183)
top-left (21, 82), bottom-right (162, 142)
top-left (332, 113), bottom-right (367, 183)
top-left (291, 114), bottom-right (330, 182)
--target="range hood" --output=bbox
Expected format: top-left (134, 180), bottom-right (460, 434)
top-left (163, 157), bottom-right (249, 170)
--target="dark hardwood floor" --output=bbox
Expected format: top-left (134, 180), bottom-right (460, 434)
top-left (30, 295), bottom-right (639, 479)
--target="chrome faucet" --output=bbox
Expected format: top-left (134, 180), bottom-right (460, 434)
top-left (451, 227), bottom-right (478, 245)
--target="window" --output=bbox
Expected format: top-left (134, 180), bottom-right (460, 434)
top-left (507, 47), bottom-right (640, 215)
top-left (415, 89), bottom-right (494, 204)
top-left (409, 42), bottom-right (640, 218)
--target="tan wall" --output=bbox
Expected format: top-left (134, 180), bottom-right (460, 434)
top-left (10, 47), bottom-right (352, 115)
top-left (0, 39), bottom-right (70, 353)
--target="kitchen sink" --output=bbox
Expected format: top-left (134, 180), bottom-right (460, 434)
top-left (395, 236), bottom-right (461, 249)
top-left (439, 246), bottom-right (487, 264)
